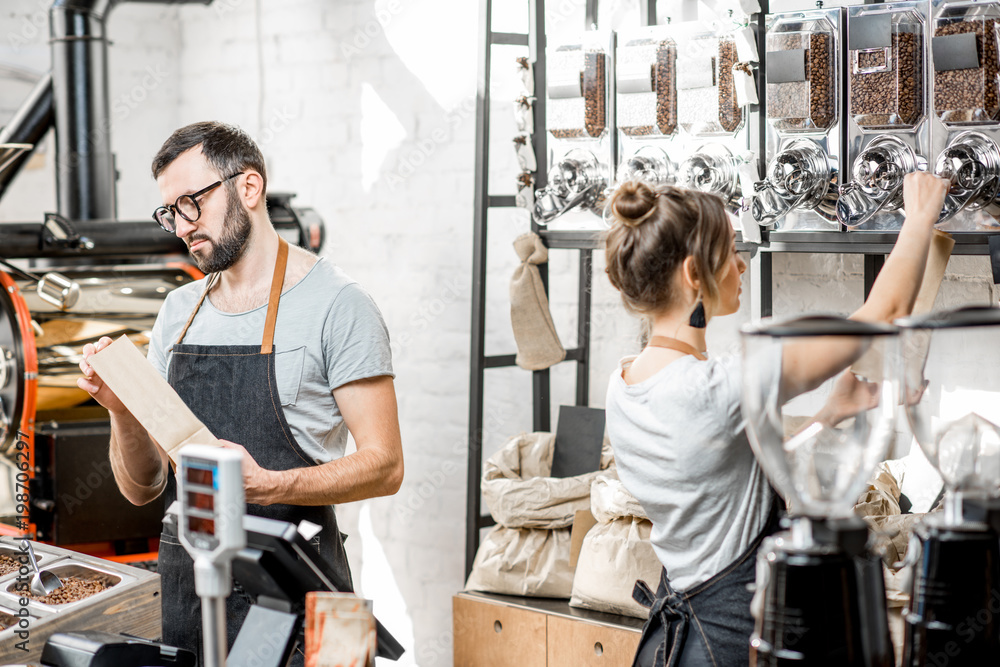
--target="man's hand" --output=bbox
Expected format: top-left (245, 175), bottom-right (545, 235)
top-left (77, 336), bottom-right (127, 414)
top-left (219, 440), bottom-right (276, 505)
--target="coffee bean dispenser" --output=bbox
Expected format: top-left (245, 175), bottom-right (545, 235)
top-left (841, 3), bottom-right (929, 231)
top-left (672, 23), bottom-right (757, 218)
top-left (929, 1), bottom-right (1000, 230)
top-left (755, 9), bottom-right (842, 230)
top-left (614, 26), bottom-right (678, 188)
top-left (534, 32), bottom-right (614, 229)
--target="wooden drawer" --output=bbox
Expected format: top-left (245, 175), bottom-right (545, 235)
top-left (546, 614), bottom-right (642, 667)
top-left (454, 595), bottom-right (547, 667)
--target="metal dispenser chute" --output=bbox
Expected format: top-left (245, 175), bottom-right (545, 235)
top-left (757, 9), bottom-right (842, 231)
top-left (613, 26), bottom-right (679, 192)
top-left (534, 33), bottom-right (613, 227)
top-left (669, 17), bottom-right (756, 224)
top-left (839, 136), bottom-right (927, 229)
top-left (752, 138), bottom-right (838, 225)
top-left (927, 1), bottom-right (1000, 231)
top-left (932, 130), bottom-right (1000, 225)
top-left (841, 2), bottom-right (929, 231)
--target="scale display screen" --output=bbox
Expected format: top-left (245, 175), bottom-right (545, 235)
top-left (183, 458), bottom-right (220, 549)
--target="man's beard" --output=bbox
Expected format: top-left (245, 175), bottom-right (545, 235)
top-left (189, 188), bottom-right (252, 273)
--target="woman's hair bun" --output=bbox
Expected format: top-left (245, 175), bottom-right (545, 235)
top-left (609, 180), bottom-right (659, 228)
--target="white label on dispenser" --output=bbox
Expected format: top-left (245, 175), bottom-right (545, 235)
top-left (735, 26), bottom-right (758, 62)
top-left (548, 69), bottom-right (583, 99)
top-left (617, 60), bottom-right (655, 94)
top-left (678, 53), bottom-right (715, 90)
top-left (737, 158), bottom-right (762, 244)
top-left (738, 159), bottom-right (760, 196)
top-left (734, 66), bottom-right (758, 106)
top-left (740, 206), bottom-right (762, 243)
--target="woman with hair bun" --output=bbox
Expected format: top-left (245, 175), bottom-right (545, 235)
top-left (603, 174), bottom-right (949, 666)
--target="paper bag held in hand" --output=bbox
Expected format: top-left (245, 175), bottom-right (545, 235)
top-left (87, 335), bottom-right (221, 465)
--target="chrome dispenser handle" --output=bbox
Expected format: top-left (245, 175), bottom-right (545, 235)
top-left (751, 180), bottom-right (808, 225)
top-left (837, 179), bottom-right (904, 229)
top-left (937, 160), bottom-right (995, 225)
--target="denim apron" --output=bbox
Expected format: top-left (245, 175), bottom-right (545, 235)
top-left (631, 498), bottom-right (780, 667)
top-left (631, 335), bottom-right (779, 667)
top-left (158, 238), bottom-right (352, 666)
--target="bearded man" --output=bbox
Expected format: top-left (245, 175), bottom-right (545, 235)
top-left (78, 121), bottom-right (403, 665)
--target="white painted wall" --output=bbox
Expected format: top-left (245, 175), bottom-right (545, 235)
top-left (2, 1), bottom-right (1000, 665)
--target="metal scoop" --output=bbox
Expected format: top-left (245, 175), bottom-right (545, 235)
top-left (24, 540), bottom-right (62, 597)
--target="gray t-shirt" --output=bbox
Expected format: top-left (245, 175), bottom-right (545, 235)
top-left (605, 352), bottom-right (774, 592)
top-left (148, 257), bottom-right (393, 463)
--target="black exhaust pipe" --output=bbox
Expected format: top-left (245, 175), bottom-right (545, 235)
top-left (0, 74), bottom-right (54, 202)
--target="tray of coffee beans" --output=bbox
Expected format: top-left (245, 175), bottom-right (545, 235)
top-left (0, 606), bottom-right (18, 631)
top-left (850, 19), bottom-right (924, 129)
top-left (933, 16), bottom-right (1000, 124)
top-left (0, 544), bottom-right (59, 580)
top-left (766, 20), bottom-right (837, 132)
top-left (3, 562), bottom-right (132, 611)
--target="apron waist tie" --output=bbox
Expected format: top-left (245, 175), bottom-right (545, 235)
top-left (633, 578), bottom-right (690, 667)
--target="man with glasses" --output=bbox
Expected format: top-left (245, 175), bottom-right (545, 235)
top-left (77, 121), bottom-right (403, 664)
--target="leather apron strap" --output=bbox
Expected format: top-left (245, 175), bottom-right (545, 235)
top-left (647, 335), bottom-right (708, 361)
top-left (175, 237), bottom-right (289, 353)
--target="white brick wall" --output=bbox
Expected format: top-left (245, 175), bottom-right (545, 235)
top-left (2, 2), bottom-right (1000, 666)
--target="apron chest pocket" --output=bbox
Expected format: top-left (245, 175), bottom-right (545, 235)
top-left (275, 346), bottom-right (306, 406)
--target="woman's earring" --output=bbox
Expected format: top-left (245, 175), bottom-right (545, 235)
top-left (689, 301), bottom-right (706, 328)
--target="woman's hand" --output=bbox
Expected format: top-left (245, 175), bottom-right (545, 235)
top-left (901, 172), bottom-right (950, 227)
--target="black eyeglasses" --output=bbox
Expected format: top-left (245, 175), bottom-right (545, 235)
top-left (152, 172), bottom-right (243, 233)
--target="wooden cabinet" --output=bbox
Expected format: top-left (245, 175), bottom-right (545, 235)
top-left (454, 594), bottom-right (548, 667)
top-left (454, 592), bottom-right (643, 667)
top-left (546, 614), bottom-right (642, 667)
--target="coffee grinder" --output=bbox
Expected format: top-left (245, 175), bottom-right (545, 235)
top-left (896, 306), bottom-right (1000, 666)
top-left (741, 315), bottom-right (899, 666)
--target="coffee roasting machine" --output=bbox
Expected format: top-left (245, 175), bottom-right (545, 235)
top-left (0, 0), bottom-right (324, 555)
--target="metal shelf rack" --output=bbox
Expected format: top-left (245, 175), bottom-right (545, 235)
top-left (466, 0), bottom-right (1000, 578)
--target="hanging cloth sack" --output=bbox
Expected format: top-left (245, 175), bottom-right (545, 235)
top-left (570, 476), bottom-right (662, 619)
top-left (510, 232), bottom-right (566, 371)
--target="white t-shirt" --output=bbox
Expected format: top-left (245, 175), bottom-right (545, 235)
top-left (605, 352), bottom-right (774, 592)
top-left (148, 257), bottom-right (394, 463)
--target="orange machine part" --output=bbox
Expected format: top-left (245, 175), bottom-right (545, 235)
top-left (0, 271), bottom-right (38, 538)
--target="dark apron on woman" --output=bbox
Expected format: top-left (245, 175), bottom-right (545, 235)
top-left (158, 238), bottom-right (353, 666)
top-left (631, 497), bottom-right (780, 667)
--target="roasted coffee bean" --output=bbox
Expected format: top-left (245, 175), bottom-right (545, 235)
top-left (656, 40), bottom-right (678, 135)
top-left (24, 575), bottom-right (109, 605)
top-left (583, 50), bottom-right (607, 137)
top-left (0, 553), bottom-right (24, 577)
top-left (934, 19), bottom-right (1000, 123)
top-left (767, 32), bottom-right (836, 130)
top-left (850, 31), bottom-right (923, 127)
top-left (718, 37), bottom-right (743, 132)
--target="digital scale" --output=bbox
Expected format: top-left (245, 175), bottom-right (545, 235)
top-left (178, 445), bottom-right (247, 667)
